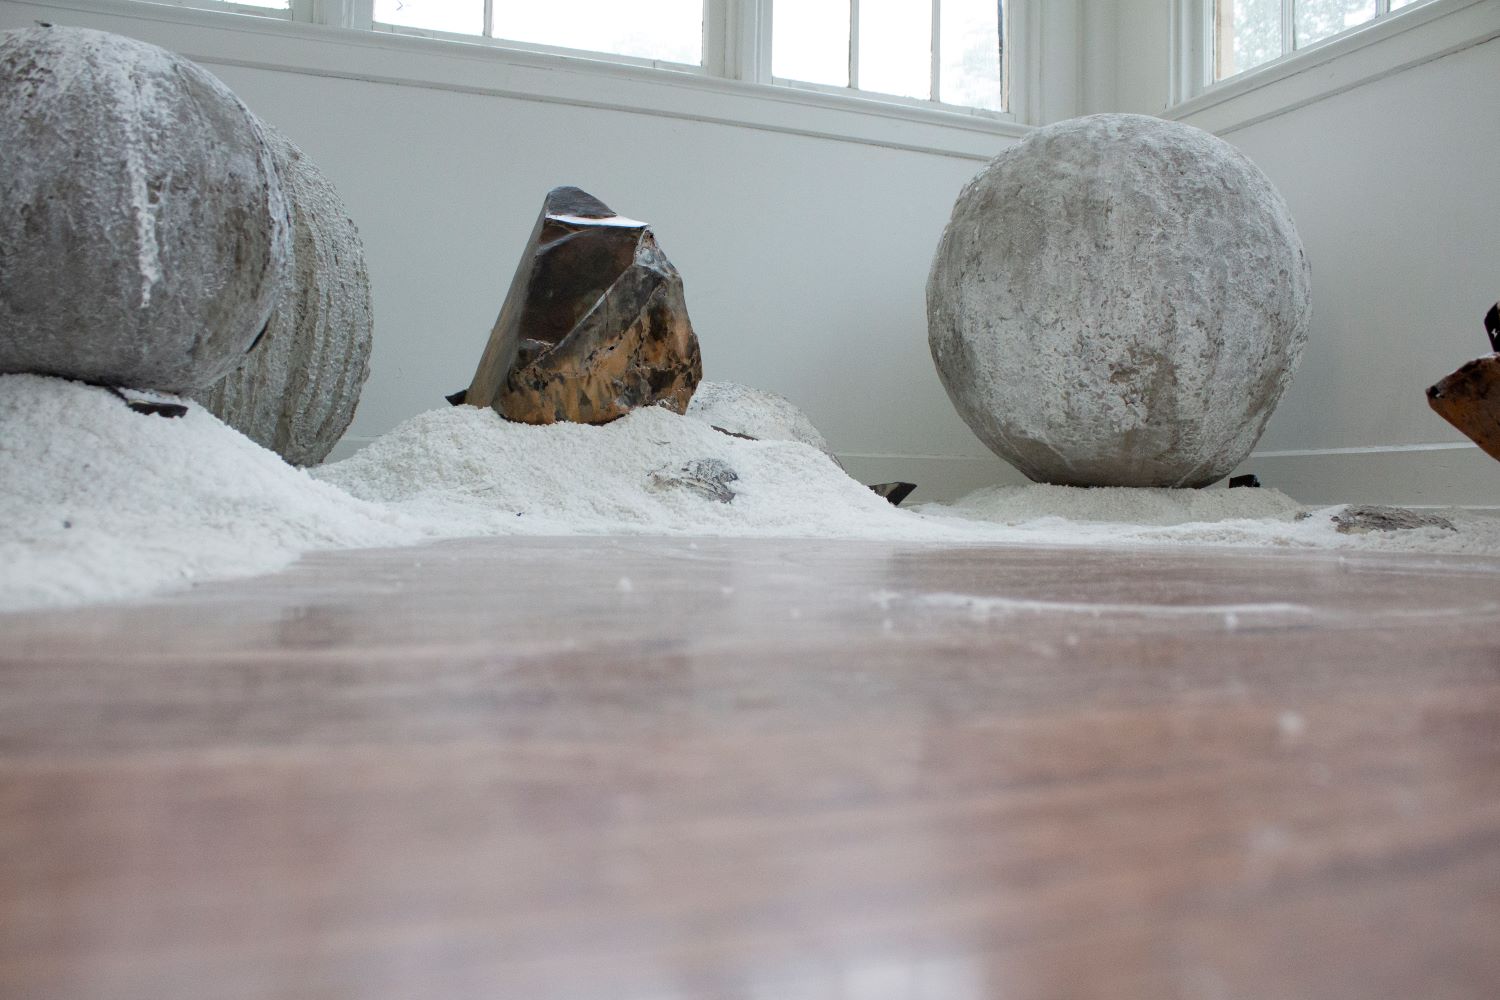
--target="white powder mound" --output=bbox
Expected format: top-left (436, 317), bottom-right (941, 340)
top-left (684, 380), bottom-right (833, 455)
top-left (314, 403), bottom-right (968, 541)
top-left (7, 373), bottom-right (1500, 615)
top-left (0, 375), bottom-right (420, 612)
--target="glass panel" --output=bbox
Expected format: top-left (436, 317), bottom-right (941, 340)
top-left (1294, 0), bottom-right (1376, 48)
top-left (374, 0), bottom-right (483, 35)
top-left (1389, 0), bottom-right (1421, 8)
top-left (858, 0), bottom-right (933, 100)
top-left (232, 0), bottom-right (289, 8)
top-left (494, 0), bottom-right (702, 65)
top-left (1214, 0), bottom-right (1282, 80)
top-left (773, 0), bottom-right (850, 87)
top-left (939, 0), bottom-right (1002, 110)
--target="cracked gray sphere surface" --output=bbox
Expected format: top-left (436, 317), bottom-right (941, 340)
top-left (0, 26), bottom-right (289, 393)
top-left (195, 127), bottom-right (372, 467)
top-left (927, 114), bottom-right (1311, 488)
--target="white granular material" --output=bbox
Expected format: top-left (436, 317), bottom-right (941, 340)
top-left (312, 400), bottom-right (960, 541)
top-left (4, 373), bottom-right (1500, 614)
top-left (684, 380), bottom-right (832, 455)
top-left (0, 374), bottom-right (419, 611)
top-left (933, 481), bottom-right (1305, 525)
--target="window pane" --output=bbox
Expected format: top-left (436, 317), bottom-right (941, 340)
top-left (858, 0), bottom-right (932, 100)
top-left (940, 0), bottom-right (1002, 110)
top-left (494, 0), bottom-right (702, 65)
top-left (374, 0), bottom-right (483, 35)
top-left (1215, 0), bottom-right (1282, 80)
top-left (773, 0), bottom-right (850, 87)
top-left (1390, 0), bottom-right (1421, 7)
top-left (1294, 0), bottom-right (1376, 48)
top-left (233, 0), bottom-right (289, 8)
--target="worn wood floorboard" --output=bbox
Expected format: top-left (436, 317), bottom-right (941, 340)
top-left (3, 536), bottom-right (1500, 999)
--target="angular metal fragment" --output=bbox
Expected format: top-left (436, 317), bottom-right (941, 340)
top-left (869, 482), bottom-right (917, 506)
top-left (462, 186), bottom-right (702, 424)
top-left (1427, 352), bottom-right (1500, 463)
top-left (1331, 505), bottom-right (1455, 534)
top-left (649, 458), bottom-right (738, 503)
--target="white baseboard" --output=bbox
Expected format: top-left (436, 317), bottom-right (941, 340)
top-left (1228, 443), bottom-right (1499, 509)
top-left (836, 453), bottom-right (1027, 504)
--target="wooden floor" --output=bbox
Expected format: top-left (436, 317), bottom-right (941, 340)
top-left (3, 536), bottom-right (1500, 1000)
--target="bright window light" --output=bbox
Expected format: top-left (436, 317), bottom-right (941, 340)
top-left (776, 0), bottom-right (1006, 111)
top-left (122, 0), bottom-right (1008, 115)
top-left (940, 0), bottom-right (1003, 111)
top-left (1295, 0), bottom-right (1377, 47)
top-left (858, 0), bottom-right (933, 100)
top-left (494, 0), bottom-right (702, 65)
top-left (1215, 0), bottom-right (1430, 82)
top-left (374, 0), bottom-right (483, 36)
top-left (1215, 0), bottom-right (1282, 78)
top-left (773, 0), bottom-right (851, 87)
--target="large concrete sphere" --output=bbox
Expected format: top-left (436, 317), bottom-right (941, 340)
top-left (0, 27), bottom-right (290, 392)
top-left (927, 114), bottom-right (1311, 488)
top-left (196, 127), bottom-right (373, 466)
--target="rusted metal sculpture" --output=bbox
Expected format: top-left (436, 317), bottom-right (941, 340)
top-left (1427, 303), bottom-right (1500, 462)
top-left (455, 186), bottom-right (702, 425)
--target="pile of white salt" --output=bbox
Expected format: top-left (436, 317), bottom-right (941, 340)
top-left (3, 373), bottom-right (1496, 613)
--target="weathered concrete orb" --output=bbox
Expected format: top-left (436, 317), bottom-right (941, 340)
top-left (0, 26), bottom-right (290, 392)
top-left (928, 113), bottom-right (1311, 488)
top-left (196, 127), bottom-right (372, 466)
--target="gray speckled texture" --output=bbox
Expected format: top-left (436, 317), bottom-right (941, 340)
top-left (928, 114), bottom-right (1311, 488)
top-left (0, 26), bottom-right (289, 392)
top-left (196, 127), bottom-right (372, 467)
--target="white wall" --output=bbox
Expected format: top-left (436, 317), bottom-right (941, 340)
top-left (7, 0), bottom-right (1498, 505)
top-left (226, 67), bottom-right (1010, 478)
top-left (1214, 39), bottom-right (1500, 504)
top-left (1109, 0), bottom-right (1500, 505)
top-left (1, 0), bottom-right (1052, 499)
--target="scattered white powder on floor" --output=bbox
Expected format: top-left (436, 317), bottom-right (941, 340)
top-left (6, 372), bottom-right (1500, 614)
top-left (933, 481), bottom-right (1306, 525)
top-left (915, 486), bottom-right (1500, 554)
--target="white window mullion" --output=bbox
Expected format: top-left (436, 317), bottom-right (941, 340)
top-left (291, 0), bottom-right (370, 28)
top-left (930, 0), bottom-right (941, 102)
top-left (707, 0), bottom-right (772, 82)
top-left (484, 0), bottom-right (494, 38)
top-left (1281, 0), bottom-right (1295, 53)
top-left (704, 0), bottom-right (728, 77)
top-left (350, 0), bottom-right (372, 30)
top-left (848, 0), bottom-right (860, 89)
top-left (747, 0), bottom-right (773, 82)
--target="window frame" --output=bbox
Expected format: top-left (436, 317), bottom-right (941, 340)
top-left (1210, 0), bottom-right (1421, 83)
top-left (765, 0), bottom-right (1008, 114)
top-left (131, 0), bottom-right (1016, 119)
top-left (1174, 0), bottom-right (1492, 106)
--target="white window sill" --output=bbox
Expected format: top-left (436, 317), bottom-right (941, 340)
top-left (0, 0), bottom-right (1028, 159)
top-left (1169, 0), bottom-right (1500, 134)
